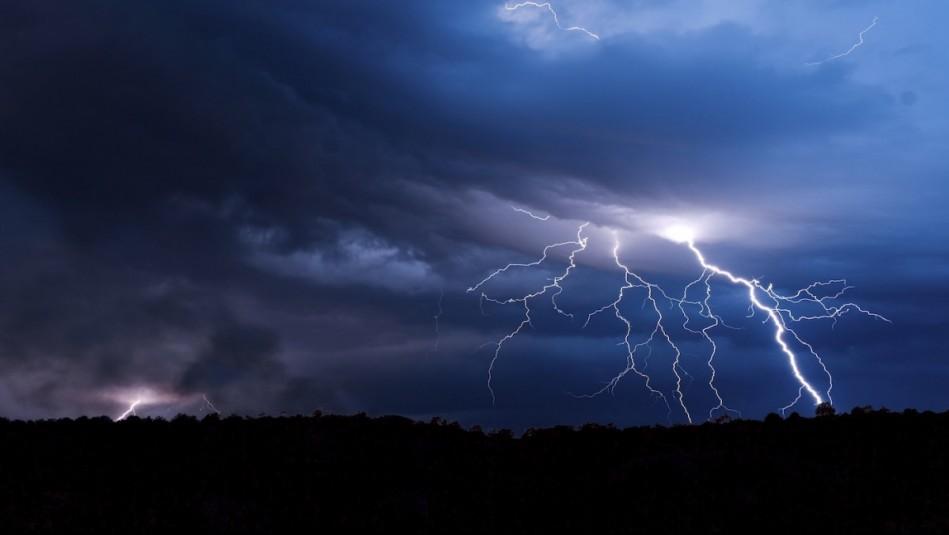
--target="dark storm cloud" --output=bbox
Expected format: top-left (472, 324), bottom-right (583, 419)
top-left (0, 0), bottom-right (893, 248)
top-left (0, 0), bottom-right (944, 422)
top-left (180, 323), bottom-right (283, 390)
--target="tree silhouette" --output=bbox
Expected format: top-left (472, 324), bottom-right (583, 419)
top-left (0, 409), bottom-right (947, 532)
top-left (815, 402), bottom-right (837, 417)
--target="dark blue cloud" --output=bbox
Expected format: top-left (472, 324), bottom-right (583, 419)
top-left (0, 0), bottom-right (945, 424)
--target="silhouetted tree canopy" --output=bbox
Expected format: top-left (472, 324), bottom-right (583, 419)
top-left (0, 407), bottom-right (946, 533)
top-left (815, 402), bottom-right (837, 417)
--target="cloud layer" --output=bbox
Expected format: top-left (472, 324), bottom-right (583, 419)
top-left (0, 0), bottom-right (946, 426)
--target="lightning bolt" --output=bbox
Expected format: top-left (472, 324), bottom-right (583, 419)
top-left (504, 2), bottom-right (600, 41)
top-left (473, 217), bottom-right (888, 422)
top-left (112, 389), bottom-right (223, 420)
top-left (678, 268), bottom-right (743, 421)
top-left (511, 205), bottom-right (551, 221)
top-left (116, 399), bottom-right (142, 421)
top-left (469, 222), bottom-right (589, 404)
top-left (202, 394), bottom-right (221, 415)
top-left (582, 227), bottom-right (888, 420)
top-left (679, 234), bottom-right (889, 413)
top-left (806, 16), bottom-right (879, 66)
top-left (575, 234), bottom-right (675, 418)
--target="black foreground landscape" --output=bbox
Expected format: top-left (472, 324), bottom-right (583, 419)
top-left (1, 408), bottom-right (947, 533)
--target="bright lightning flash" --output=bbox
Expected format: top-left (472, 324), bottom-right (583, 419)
top-left (116, 399), bottom-right (143, 421)
top-left (662, 225), bottom-right (695, 245)
top-left (470, 217), bottom-right (889, 422)
top-left (111, 389), bottom-right (222, 420)
top-left (505, 2), bottom-right (600, 41)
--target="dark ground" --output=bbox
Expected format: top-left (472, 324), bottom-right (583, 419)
top-left (0, 407), bottom-right (946, 533)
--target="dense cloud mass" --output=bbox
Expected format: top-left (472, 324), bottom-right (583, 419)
top-left (0, 0), bottom-right (946, 427)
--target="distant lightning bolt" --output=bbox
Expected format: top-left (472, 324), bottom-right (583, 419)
top-left (469, 222), bottom-right (589, 404)
top-left (511, 205), bottom-right (551, 221)
top-left (505, 2), bottom-right (600, 41)
top-left (116, 399), bottom-right (142, 421)
top-left (111, 389), bottom-right (223, 420)
top-left (202, 394), bottom-right (221, 415)
top-left (806, 16), bottom-right (879, 66)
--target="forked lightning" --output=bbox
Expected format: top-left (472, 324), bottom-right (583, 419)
top-left (471, 219), bottom-right (889, 421)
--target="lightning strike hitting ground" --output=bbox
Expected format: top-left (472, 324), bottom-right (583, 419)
top-left (504, 2), bottom-right (600, 41)
top-left (806, 16), bottom-right (879, 66)
top-left (203, 394), bottom-right (221, 415)
top-left (111, 389), bottom-right (224, 420)
top-left (471, 217), bottom-right (888, 422)
top-left (672, 227), bottom-right (888, 411)
top-left (116, 399), bottom-right (142, 421)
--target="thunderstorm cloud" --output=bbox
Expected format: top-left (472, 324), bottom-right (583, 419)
top-left (0, 0), bottom-right (946, 426)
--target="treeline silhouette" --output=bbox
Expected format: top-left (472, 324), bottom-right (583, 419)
top-left (0, 406), bottom-right (947, 533)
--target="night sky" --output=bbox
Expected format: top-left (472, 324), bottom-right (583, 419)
top-left (1, 0), bottom-right (946, 428)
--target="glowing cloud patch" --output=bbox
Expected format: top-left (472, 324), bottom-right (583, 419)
top-left (661, 224), bottom-right (696, 244)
